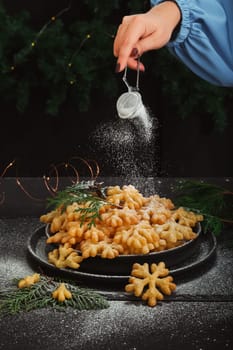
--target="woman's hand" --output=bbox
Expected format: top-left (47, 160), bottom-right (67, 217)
top-left (113, 1), bottom-right (181, 72)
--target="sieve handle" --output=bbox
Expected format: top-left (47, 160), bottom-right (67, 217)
top-left (122, 57), bottom-right (140, 92)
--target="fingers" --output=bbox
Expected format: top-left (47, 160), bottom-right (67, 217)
top-left (114, 15), bottom-right (147, 72)
top-left (121, 57), bottom-right (145, 72)
top-left (113, 3), bottom-right (181, 72)
top-left (113, 15), bottom-right (139, 58)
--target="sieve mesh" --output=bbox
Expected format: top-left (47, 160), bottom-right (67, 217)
top-left (116, 91), bottom-right (142, 119)
top-left (116, 58), bottom-right (146, 120)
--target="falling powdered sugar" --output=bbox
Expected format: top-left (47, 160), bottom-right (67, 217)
top-left (134, 105), bottom-right (153, 143)
top-left (116, 89), bottom-right (153, 143)
top-left (89, 105), bottom-right (159, 181)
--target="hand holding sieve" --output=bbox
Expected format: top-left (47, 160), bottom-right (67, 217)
top-left (116, 58), bottom-right (145, 120)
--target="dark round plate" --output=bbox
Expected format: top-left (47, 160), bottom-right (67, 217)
top-left (27, 223), bottom-right (217, 283)
top-left (44, 223), bottom-right (201, 275)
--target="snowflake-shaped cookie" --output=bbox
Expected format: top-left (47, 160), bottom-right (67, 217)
top-left (171, 207), bottom-right (203, 227)
top-left (52, 283), bottom-right (72, 302)
top-left (48, 243), bottom-right (83, 269)
top-left (125, 262), bottom-right (176, 307)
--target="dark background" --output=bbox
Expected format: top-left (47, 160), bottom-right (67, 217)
top-left (1, 0), bottom-right (233, 178)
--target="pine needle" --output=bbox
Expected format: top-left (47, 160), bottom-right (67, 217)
top-left (173, 180), bottom-right (233, 235)
top-left (0, 276), bottom-right (109, 317)
top-left (47, 180), bottom-right (112, 227)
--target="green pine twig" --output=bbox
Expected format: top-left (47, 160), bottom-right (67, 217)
top-left (0, 276), bottom-right (109, 317)
top-left (47, 180), bottom-right (120, 228)
top-left (173, 180), bottom-right (233, 235)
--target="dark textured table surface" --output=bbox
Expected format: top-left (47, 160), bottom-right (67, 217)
top-left (0, 177), bottom-right (233, 350)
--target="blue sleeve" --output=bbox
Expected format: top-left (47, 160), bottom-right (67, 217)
top-left (150, 0), bottom-right (233, 87)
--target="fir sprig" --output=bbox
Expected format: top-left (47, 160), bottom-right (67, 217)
top-left (0, 276), bottom-right (109, 317)
top-left (173, 180), bottom-right (233, 235)
top-left (47, 180), bottom-right (115, 227)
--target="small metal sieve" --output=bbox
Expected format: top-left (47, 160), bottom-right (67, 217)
top-left (116, 57), bottom-right (145, 119)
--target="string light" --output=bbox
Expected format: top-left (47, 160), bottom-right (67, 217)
top-left (4, 1), bottom-right (95, 88)
top-left (5, 1), bottom-right (73, 73)
top-left (0, 160), bottom-right (16, 177)
top-left (66, 32), bottom-right (92, 86)
top-left (0, 157), bottom-right (100, 204)
top-left (1, 0), bottom-right (116, 109)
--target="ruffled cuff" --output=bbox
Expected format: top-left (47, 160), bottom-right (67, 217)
top-left (150, 0), bottom-right (192, 44)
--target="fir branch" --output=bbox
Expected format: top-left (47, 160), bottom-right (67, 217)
top-left (67, 285), bottom-right (109, 310)
top-left (47, 180), bottom-right (118, 227)
top-left (0, 276), bottom-right (109, 317)
top-left (47, 180), bottom-right (105, 208)
top-left (75, 199), bottom-right (106, 227)
top-left (173, 180), bottom-right (233, 235)
top-left (202, 214), bottom-right (223, 236)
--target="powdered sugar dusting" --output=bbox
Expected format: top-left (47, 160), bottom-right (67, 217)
top-left (89, 107), bottom-right (159, 182)
top-left (134, 105), bottom-right (153, 143)
top-left (1, 301), bottom-right (232, 349)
